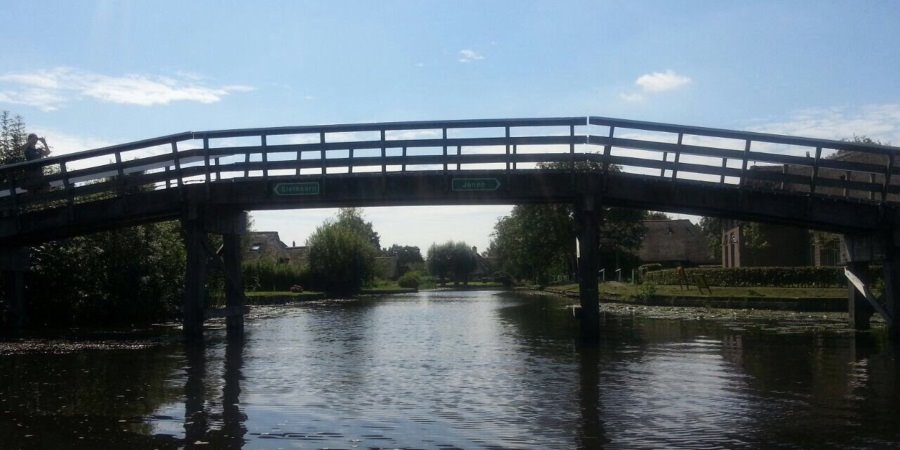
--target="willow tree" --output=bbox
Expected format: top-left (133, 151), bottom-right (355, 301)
top-left (306, 209), bottom-right (379, 296)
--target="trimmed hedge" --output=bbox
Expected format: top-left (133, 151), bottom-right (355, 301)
top-left (642, 266), bottom-right (879, 288)
top-left (243, 261), bottom-right (308, 292)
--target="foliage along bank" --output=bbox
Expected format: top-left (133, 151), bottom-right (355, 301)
top-left (643, 266), bottom-right (880, 288)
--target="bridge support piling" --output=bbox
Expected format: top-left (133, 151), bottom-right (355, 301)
top-left (575, 196), bottom-right (601, 341)
top-left (223, 231), bottom-right (245, 339)
top-left (181, 208), bottom-right (247, 340)
top-left (1, 247), bottom-right (28, 332)
top-left (846, 261), bottom-right (876, 331)
top-left (843, 234), bottom-right (898, 340)
top-left (882, 243), bottom-right (900, 341)
top-left (182, 218), bottom-right (208, 339)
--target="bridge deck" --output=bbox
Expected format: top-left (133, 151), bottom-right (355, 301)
top-left (2, 116), bottom-right (899, 245)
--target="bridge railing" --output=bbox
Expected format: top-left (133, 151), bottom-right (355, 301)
top-left (0, 117), bottom-right (588, 214)
top-left (588, 116), bottom-right (899, 203)
top-left (1, 116), bottom-right (899, 218)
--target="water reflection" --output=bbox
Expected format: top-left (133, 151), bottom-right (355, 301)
top-left (495, 293), bottom-right (900, 449)
top-left (575, 341), bottom-right (609, 449)
top-left (180, 336), bottom-right (247, 448)
top-left (2, 293), bottom-right (899, 449)
top-left (0, 339), bottom-right (183, 449)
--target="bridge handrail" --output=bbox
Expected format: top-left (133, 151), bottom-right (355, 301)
top-left (589, 116), bottom-right (897, 156)
top-left (0, 131), bottom-right (195, 173)
top-left (3, 115), bottom-right (900, 219)
top-left (193, 116), bottom-right (588, 139)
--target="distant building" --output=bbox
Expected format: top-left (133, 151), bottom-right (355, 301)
top-left (720, 221), bottom-right (810, 268)
top-left (728, 148), bottom-right (886, 268)
top-left (244, 231), bottom-right (309, 267)
top-left (471, 246), bottom-right (495, 279)
top-left (244, 231), bottom-right (403, 278)
top-left (638, 219), bottom-right (715, 267)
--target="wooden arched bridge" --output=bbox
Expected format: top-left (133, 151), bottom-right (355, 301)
top-left (2, 116), bottom-right (899, 339)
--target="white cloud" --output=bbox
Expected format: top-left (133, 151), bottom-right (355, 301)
top-left (0, 67), bottom-right (254, 111)
top-left (458, 49), bottom-right (485, 63)
top-left (747, 104), bottom-right (900, 145)
top-left (0, 89), bottom-right (67, 111)
top-left (635, 70), bottom-right (692, 93)
top-left (619, 70), bottom-right (691, 103)
top-left (619, 92), bottom-right (644, 103)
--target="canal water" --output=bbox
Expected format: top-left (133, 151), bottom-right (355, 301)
top-left (1, 290), bottom-right (898, 449)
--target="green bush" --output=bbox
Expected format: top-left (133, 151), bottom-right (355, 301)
top-left (243, 260), bottom-right (307, 292)
top-left (642, 266), bottom-right (877, 288)
top-left (21, 221), bottom-right (186, 327)
top-left (306, 222), bottom-right (377, 296)
top-left (397, 270), bottom-right (422, 289)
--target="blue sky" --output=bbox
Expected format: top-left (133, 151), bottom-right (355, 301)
top-left (2, 1), bottom-right (900, 252)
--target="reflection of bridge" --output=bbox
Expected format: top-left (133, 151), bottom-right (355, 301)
top-left (1, 116), bottom-right (899, 338)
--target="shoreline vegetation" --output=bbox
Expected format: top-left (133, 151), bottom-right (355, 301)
top-left (244, 280), bottom-right (849, 312)
top-left (539, 282), bottom-right (848, 312)
top-left (244, 282), bottom-right (508, 305)
top-left (1, 283), bottom-right (852, 345)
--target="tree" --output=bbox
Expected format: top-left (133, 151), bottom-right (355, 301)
top-left (25, 221), bottom-right (186, 326)
top-left (0, 112), bottom-right (188, 328)
top-left (699, 216), bottom-right (723, 262)
top-left (645, 211), bottom-right (671, 220)
top-left (488, 204), bottom-right (573, 284)
top-left (306, 211), bottom-right (379, 296)
top-left (336, 208), bottom-right (380, 249)
top-left (0, 110), bottom-right (27, 164)
top-left (488, 201), bottom-right (648, 284)
top-left (384, 244), bottom-right (424, 277)
top-left (427, 241), bottom-right (477, 285)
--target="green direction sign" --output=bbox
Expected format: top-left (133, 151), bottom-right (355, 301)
top-left (451, 177), bottom-right (501, 192)
top-left (273, 182), bottom-right (320, 196)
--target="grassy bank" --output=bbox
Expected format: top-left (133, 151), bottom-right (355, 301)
top-left (546, 282), bottom-right (845, 299)
top-left (541, 282), bottom-right (848, 311)
top-left (245, 291), bottom-right (326, 304)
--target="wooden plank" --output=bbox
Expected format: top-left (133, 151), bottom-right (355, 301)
top-left (844, 266), bottom-right (893, 324)
top-left (590, 116), bottom-right (900, 156)
top-left (197, 117), bottom-right (587, 139)
top-left (589, 135), bottom-right (745, 161)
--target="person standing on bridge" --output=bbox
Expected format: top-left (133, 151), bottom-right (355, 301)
top-left (21, 133), bottom-right (51, 192)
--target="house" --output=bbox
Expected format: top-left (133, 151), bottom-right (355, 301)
top-left (720, 221), bottom-right (842, 268)
top-left (244, 231), bottom-right (309, 268)
top-left (244, 231), bottom-right (402, 278)
top-left (723, 148), bottom-right (892, 268)
top-left (720, 221), bottom-right (809, 268)
top-left (638, 219), bottom-right (715, 267)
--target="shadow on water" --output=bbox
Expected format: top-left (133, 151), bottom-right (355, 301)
top-left (574, 340), bottom-right (610, 449)
top-left (1, 292), bottom-right (898, 449)
top-left (0, 337), bottom-right (183, 449)
top-left (0, 332), bottom-right (248, 449)
top-left (183, 336), bottom-right (247, 449)
top-left (495, 291), bottom-right (900, 449)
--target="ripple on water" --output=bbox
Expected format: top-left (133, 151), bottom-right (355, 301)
top-left (4, 291), bottom-right (896, 449)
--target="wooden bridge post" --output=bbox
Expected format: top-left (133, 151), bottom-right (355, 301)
top-left (846, 261), bottom-right (875, 330)
top-left (575, 195), bottom-right (602, 340)
top-left (222, 230), bottom-right (245, 339)
top-left (1, 247), bottom-right (28, 331)
top-left (181, 208), bottom-right (247, 340)
top-left (882, 241), bottom-right (900, 340)
top-left (843, 233), bottom-right (898, 339)
top-left (182, 217), bottom-right (208, 339)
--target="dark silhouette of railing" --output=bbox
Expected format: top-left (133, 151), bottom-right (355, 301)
top-left (2, 116), bottom-right (898, 220)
